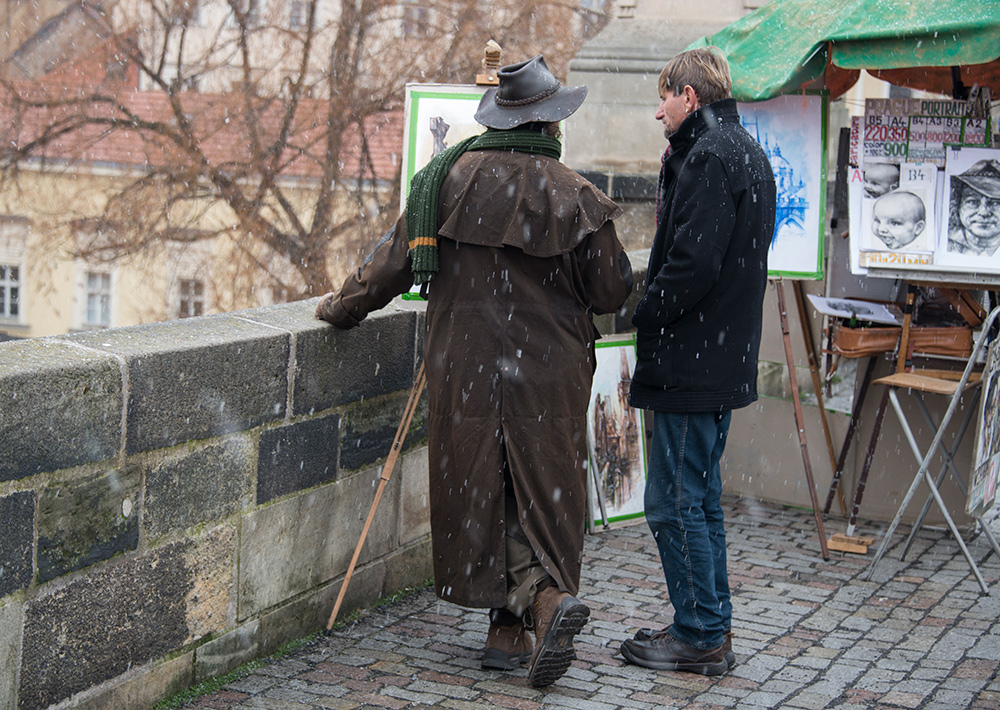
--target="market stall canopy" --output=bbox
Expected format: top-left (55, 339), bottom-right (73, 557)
top-left (686, 0), bottom-right (1000, 102)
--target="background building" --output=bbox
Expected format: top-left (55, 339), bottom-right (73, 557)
top-left (0, 0), bottom-right (613, 338)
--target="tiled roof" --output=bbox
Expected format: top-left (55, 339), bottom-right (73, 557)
top-left (0, 0), bottom-right (113, 80)
top-left (3, 38), bottom-right (404, 184)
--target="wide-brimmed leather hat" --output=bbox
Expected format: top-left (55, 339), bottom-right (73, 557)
top-left (955, 159), bottom-right (1000, 200)
top-left (474, 55), bottom-right (588, 130)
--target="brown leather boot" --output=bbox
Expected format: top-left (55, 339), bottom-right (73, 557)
top-left (526, 586), bottom-right (590, 688)
top-left (482, 620), bottom-right (533, 670)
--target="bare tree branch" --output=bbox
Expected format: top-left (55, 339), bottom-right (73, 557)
top-left (1, 0), bottom-right (613, 309)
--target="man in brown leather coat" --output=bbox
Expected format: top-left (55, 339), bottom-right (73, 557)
top-left (315, 55), bottom-right (632, 688)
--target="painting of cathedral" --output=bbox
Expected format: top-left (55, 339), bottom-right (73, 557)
top-left (739, 94), bottom-right (827, 279)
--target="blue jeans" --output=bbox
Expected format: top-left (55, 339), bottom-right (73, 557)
top-left (644, 410), bottom-right (732, 650)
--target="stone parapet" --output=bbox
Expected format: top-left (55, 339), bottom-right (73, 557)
top-left (1, 252), bottom-right (977, 709)
top-left (0, 299), bottom-right (430, 710)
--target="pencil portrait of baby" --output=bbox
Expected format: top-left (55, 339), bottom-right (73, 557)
top-left (863, 162), bottom-right (901, 198)
top-left (870, 190), bottom-right (927, 251)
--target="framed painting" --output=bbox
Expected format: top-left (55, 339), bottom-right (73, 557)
top-left (401, 83), bottom-right (488, 202)
top-left (968, 336), bottom-right (1000, 518)
top-left (738, 92), bottom-right (828, 280)
top-left (587, 334), bottom-right (647, 530)
top-left (856, 162), bottom-right (938, 269)
top-left (398, 84), bottom-right (487, 301)
top-left (936, 145), bottom-right (1000, 272)
top-left (848, 99), bottom-right (1000, 284)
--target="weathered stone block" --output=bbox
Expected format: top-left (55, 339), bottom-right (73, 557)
top-left (69, 316), bottom-right (289, 454)
top-left (0, 491), bottom-right (33, 598)
top-left (194, 620), bottom-right (259, 684)
top-left (37, 467), bottom-right (140, 583)
top-left (399, 449), bottom-right (431, 544)
top-left (0, 601), bottom-right (22, 710)
top-left (339, 390), bottom-right (427, 473)
top-left (257, 415), bottom-right (340, 504)
top-left (282, 301), bottom-right (418, 416)
top-left (21, 550), bottom-right (187, 709)
top-left (258, 562), bottom-right (384, 655)
top-left (76, 652), bottom-right (193, 710)
top-left (382, 538), bottom-right (433, 598)
top-left (0, 339), bottom-right (120, 481)
top-left (144, 436), bottom-right (254, 540)
top-left (238, 468), bottom-right (400, 619)
top-left (180, 525), bottom-right (236, 642)
top-left (20, 525), bottom-right (233, 710)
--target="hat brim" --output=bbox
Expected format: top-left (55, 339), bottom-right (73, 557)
top-left (955, 174), bottom-right (1000, 200)
top-left (474, 85), bottom-right (588, 130)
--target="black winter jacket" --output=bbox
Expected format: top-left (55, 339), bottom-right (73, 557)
top-left (629, 98), bottom-right (776, 413)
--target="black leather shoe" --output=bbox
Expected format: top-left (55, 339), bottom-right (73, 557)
top-left (620, 633), bottom-right (728, 675)
top-left (634, 628), bottom-right (736, 669)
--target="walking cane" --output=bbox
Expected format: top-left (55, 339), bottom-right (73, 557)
top-left (325, 361), bottom-right (427, 631)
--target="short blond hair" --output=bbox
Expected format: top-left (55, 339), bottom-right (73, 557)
top-left (659, 48), bottom-right (732, 104)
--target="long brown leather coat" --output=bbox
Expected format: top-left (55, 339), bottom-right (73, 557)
top-left (319, 149), bottom-right (631, 608)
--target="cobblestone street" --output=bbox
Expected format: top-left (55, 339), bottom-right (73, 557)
top-left (181, 495), bottom-right (1000, 710)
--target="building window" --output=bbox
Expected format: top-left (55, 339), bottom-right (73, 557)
top-left (0, 265), bottom-right (19, 318)
top-left (401, 1), bottom-right (430, 37)
top-left (162, 65), bottom-right (201, 92)
top-left (179, 279), bottom-right (205, 318)
top-left (180, 74), bottom-right (201, 92)
top-left (289, 1), bottom-right (305, 28)
top-left (85, 272), bottom-right (112, 327)
top-left (171, 0), bottom-right (202, 25)
top-left (0, 217), bottom-right (28, 325)
top-left (580, 0), bottom-right (605, 35)
top-left (227, 0), bottom-right (259, 27)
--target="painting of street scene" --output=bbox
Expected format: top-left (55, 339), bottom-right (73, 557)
top-left (969, 336), bottom-right (1000, 517)
top-left (587, 336), bottom-right (646, 528)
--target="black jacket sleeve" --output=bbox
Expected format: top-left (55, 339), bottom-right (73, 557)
top-left (632, 151), bottom-right (736, 332)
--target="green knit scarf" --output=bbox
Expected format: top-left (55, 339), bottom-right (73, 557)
top-left (405, 128), bottom-right (562, 284)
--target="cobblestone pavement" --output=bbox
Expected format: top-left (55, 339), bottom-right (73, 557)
top-left (182, 495), bottom-right (1000, 709)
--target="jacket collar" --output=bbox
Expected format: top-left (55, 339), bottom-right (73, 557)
top-left (667, 98), bottom-right (739, 154)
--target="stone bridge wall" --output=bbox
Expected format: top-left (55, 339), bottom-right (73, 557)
top-left (1, 259), bottom-right (973, 709)
top-left (0, 300), bottom-right (434, 710)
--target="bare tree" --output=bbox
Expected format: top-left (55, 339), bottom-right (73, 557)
top-left (0, 0), bottom-right (611, 313)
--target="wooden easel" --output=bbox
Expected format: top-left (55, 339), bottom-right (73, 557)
top-left (823, 287), bottom-right (916, 554)
top-left (774, 279), bottom-right (835, 560)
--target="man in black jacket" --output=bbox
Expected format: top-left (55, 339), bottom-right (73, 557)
top-left (620, 48), bottom-right (776, 676)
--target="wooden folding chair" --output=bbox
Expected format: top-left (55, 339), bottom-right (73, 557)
top-left (865, 303), bottom-right (1000, 594)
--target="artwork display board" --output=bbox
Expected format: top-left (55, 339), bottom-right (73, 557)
top-left (403, 85), bottom-right (830, 281)
top-left (398, 84), bottom-right (488, 300)
top-left (806, 294), bottom-right (901, 325)
top-left (968, 335), bottom-right (1000, 517)
top-left (401, 84), bottom-right (488, 202)
top-left (587, 335), bottom-right (647, 529)
top-left (738, 93), bottom-right (828, 280)
top-left (848, 98), bottom-right (997, 283)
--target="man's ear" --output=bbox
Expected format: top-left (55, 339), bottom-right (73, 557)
top-left (683, 85), bottom-right (700, 112)
top-left (914, 220), bottom-right (926, 236)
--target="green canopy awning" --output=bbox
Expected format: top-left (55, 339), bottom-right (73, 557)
top-left (687, 0), bottom-right (1000, 101)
